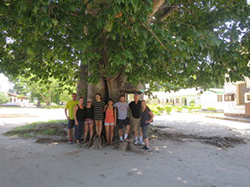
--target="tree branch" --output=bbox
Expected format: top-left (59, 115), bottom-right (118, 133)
top-left (142, 23), bottom-right (166, 50)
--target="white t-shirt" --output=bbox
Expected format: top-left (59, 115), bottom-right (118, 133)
top-left (113, 101), bottom-right (129, 120)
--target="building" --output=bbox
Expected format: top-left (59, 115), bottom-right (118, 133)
top-left (224, 77), bottom-right (250, 117)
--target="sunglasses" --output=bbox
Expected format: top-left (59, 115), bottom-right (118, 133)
top-left (87, 101), bottom-right (92, 103)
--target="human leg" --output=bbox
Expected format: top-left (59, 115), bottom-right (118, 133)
top-left (142, 125), bottom-right (149, 148)
top-left (84, 124), bottom-right (89, 141)
top-left (110, 125), bottom-right (114, 144)
top-left (89, 124), bottom-right (94, 140)
top-left (67, 120), bottom-right (74, 143)
top-left (105, 123), bottom-right (110, 143)
top-left (117, 119), bottom-right (124, 141)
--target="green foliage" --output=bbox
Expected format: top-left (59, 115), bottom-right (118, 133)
top-left (189, 100), bottom-right (195, 106)
top-left (4, 120), bottom-right (67, 138)
top-left (0, 92), bottom-right (9, 104)
top-left (156, 105), bottom-right (165, 113)
top-left (0, 0), bottom-right (249, 91)
top-left (150, 108), bottom-right (161, 116)
top-left (207, 107), bottom-right (217, 111)
top-left (165, 105), bottom-right (172, 115)
top-left (188, 104), bottom-right (202, 112)
top-left (175, 106), bottom-right (183, 113)
top-left (11, 76), bottom-right (75, 106)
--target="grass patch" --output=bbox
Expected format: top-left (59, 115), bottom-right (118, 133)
top-left (3, 119), bottom-right (67, 138)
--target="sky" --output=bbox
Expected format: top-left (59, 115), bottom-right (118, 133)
top-left (0, 73), bottom-right (13, 92)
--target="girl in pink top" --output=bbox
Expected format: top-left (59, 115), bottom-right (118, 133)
top-left (104, 99), bottom-right (117, 145)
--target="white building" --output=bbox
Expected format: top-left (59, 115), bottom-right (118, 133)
top-left (145, 88), bottom-right (224, 111)
top-left (224, 77), bottom-right (250, 117)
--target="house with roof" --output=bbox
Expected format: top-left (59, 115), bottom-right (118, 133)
top-left (144, 88), bottom-right (225, 111)
top-left (224, 77), bottom-right (250, 117)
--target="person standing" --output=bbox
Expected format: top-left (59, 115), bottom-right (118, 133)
top-left (92, 93), bottom-right (106, 136)
top-left (129, 93), bottom-right (144, 145)
top-left (113, 95), bottom-right (130, 142)
top-left (104, 99), bottom-right (116, 145)
top-left (141, 100), bottom-right (154, 150)
top-left (83, 99), bottom-right (94, 143)
top-left (65, 93), bottom-right (79, 144)
top-left (74, 97), bottom-right (85, 144)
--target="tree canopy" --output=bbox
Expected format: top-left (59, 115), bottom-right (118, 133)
top-left (0, 0), bottom-right (249, 93)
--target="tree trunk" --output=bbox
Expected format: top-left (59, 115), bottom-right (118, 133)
top-left (77, 63), bottom-right (144, 150)
top-left (77, 64), bottom-right (88, 99)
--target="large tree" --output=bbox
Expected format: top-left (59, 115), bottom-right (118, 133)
top-left (0, 0), bottom-right (249, 101)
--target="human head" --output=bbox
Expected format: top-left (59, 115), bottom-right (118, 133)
top-left (86, 99), bottom-right (92, 106)
top-left (95, 93), bottom-right (101, 101)
top-left (141, 100), bottom-right (147, 108)
top-left (79, 97), bottom-right (84, 105)
top-left (108, 99), bottom-right (113, 106)
top-left (72, 93), bottom-right (77, 101)
top-left (134, 93), bottom-right (139, 101)
top-left (120, 95), bottom-right (125, 103)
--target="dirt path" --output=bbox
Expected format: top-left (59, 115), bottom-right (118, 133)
top-left (1, 109), bottom-right (250, 187)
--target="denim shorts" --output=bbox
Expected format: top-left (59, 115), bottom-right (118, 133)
top-left (68, 119), bottom-right (75, 129)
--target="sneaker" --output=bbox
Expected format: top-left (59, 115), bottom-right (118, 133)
top-left (139, 140), bottom-right (145, 145)
top-left (68, 140), bottom-right (73, 144)
top-left (142, 146), bottom-right (149, 150)
top-left (119, 139), bottom-right (124, 142)
top-left (134, 140), bottom-right (139, 145)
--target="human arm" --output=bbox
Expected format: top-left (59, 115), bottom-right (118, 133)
top-left (114, 107), bottom-right (117, 127)
top-left (146, 110), bottom-right (154, 124)
top-left (74, 105), bottom-right (78, 125)
top-left (64, 108), bottom-right (69, 119)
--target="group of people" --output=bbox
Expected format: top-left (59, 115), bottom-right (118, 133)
top-left (65, 93), bottom-right (154, 150)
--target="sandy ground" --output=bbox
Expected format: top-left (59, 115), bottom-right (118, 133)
top-left (0, 108), bottom-right (250, 187)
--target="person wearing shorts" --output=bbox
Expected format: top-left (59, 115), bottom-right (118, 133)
top-left (129, 93), bottom-right (144, 145)
top-left (141, 100), bottom-right (154, 150)
top-left (65, 93), bottom-right (79, 144)
top-left (113, 95), bottom-right (130, 142)
top-left (104, 99), bottom-right (116, 145)
top-left (83, 99), bottom-right (94, 142)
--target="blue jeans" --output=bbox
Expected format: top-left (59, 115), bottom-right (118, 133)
top-left (75, 121), bottom-right (84, 141)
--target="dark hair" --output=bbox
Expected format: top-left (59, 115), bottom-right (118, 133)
top-left (120, 95), bottom-right (125, 98)
top-left (95, 93), bottom-right (101, 97)
top-left (79, 97), bottom-right (84, 100)
top-left (72, 93), bottom-right (77, 96)
top-left (108, 98), bottom-right (113, 102)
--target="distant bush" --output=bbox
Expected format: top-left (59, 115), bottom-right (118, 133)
top-left (207, 107), bottom-right (216, 111)
top-left (156, 105), bottom-right (165, 113)
top-left (151, 108), bottom-right (161, 115)
top-left (165, 105), bottom-right (172, 114)
top-left (188, 104), bottom-right (201, 112)
top-left (189, 99), bottom-right (195, 106)
top-left (0, 92), bottom-right (9, 104)
top-left (175, 106), bottom-right (183, 112)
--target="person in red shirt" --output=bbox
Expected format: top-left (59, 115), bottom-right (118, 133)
top-left (104, 99), bottom-right (117, 145)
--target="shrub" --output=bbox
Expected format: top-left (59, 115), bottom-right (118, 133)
top-left (207, 107), bottom-right (216, 111)
top-left (151, 108), bottom-right (161, 115)
top-left (0, 92), bottom-right (9, 104)
top-left (165, 105), bottom-right (172, 114)
top-left (156, 105), bottom-right (165, 113)
top-left (175, 106), bottom-right (183, 112)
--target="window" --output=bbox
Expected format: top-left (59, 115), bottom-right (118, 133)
top-left (224, 94), bottom-right (235, 101)
top-left (245, 93), bottom-right (250, 103)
